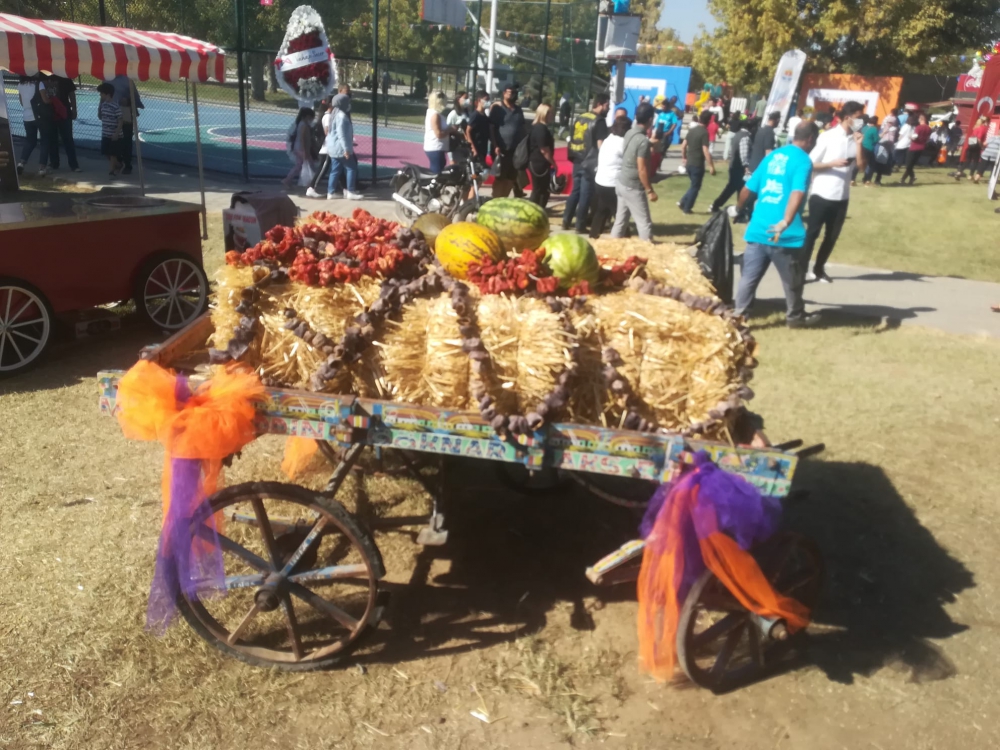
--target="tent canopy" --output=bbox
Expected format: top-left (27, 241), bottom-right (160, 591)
top-left (0, 13), bottom-right (224, 83)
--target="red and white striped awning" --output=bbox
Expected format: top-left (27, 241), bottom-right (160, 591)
top-left (0, 13), bottom-right (225, 83)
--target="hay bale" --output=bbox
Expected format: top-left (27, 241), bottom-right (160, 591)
top-left (592, 237), bottom-right (717, 298)
top-left (584, 290), bottom-right (750, 436)
top-left (210, 264), bottom-right (255, 350)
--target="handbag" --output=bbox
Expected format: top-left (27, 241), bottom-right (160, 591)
top-left (298, 161), bottom-right (315, 187)
top-left (513, 135), bottom-right (531, 171)
top-left (875, 143), bottom-right (890, 165)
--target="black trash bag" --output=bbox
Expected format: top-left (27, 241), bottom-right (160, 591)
top-left (693, 211), bottom-right (734, 304)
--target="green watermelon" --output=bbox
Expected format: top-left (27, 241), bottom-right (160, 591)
top-left (475, 198), bottom-right (550, 252)
top-left (540, 234), bottom-right (600, 290)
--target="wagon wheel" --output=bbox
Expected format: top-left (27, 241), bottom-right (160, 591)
top-left (676, 532), bottom-right (823, 692)
top-left (134, 253), bottom-right (208, 332)
top-left (394, 173), bottom-right (421, 223)
top-left (0, 278), bottom-right (53, 377)
top-left (177, 481), bottom-right (386, 671)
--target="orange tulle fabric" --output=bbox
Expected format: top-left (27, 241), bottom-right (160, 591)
top-left (637, 479), bottom-right (810, 682)
top-left (116, 360), bottom-right (266, 519)
top-left (281, 436), bottom-right (319, 479)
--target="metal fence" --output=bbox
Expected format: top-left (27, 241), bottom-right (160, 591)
top-left (3, 0), bottom-right (607, 183)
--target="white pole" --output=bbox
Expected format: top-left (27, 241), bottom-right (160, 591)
top-left (130, 79), bottom-right (145, 195)
top-left (485, 0), bottom-right (499, 96)
top-left (192, 83), bottom-right (208, 241)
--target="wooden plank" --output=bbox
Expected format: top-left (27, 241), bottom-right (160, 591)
top-left (139, 313), bottom-right (214, 365)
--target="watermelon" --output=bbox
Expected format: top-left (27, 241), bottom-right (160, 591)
top-left (475, 198), bottom-right (550, 252)
top-left (540, 234), bottom-right (600, 290)
top-left (412, 212), bottom-right (450, 250)
top-left (435, 222), bottom-right (505, 279)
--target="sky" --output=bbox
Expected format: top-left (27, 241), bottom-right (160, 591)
top-left (661, 0), bottom-right (717, 42)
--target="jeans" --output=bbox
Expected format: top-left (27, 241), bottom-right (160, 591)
top-left (735, 242), bottom-right (807, 321)
top-left (804, 194), bottom-right (848, 275)
top-left (902, 149), bottom-right (921, 182)
top-left (679, 165), bottom-right (705, 212)
top-left (53, 118), bottom-right (79, 170)
top-left (121, 121), bottom-right (134, 169)
top-left (20, 121), bottom-right (39, 165)
top-left (38, 118), bottom-right (56, 168)
top-left (589, 184), bottom-right (617, 239)
top-left (710, 167), bottom-right (745, 211)
top-left (328, 153), bottom-right (359, 195)
top-left (562, 161), bottom-right (594, 231)
top-left (426, 150), bottom-right (446, 174)
top-left (611, 184), bottom-right (653, 241)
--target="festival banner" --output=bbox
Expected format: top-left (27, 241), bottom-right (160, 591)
top-left (0, 87), bottom-right (19, 193)
top-left (764, 49), bottom-right (807, 132)
top-left (962, 55), bottom-right (1000, 160)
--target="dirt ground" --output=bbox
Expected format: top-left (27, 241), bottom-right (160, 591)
top-left (2, 294), bottom-right (999, 749)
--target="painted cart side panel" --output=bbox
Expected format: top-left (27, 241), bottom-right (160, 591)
top-left (98, 371), bottom-right (800, 496)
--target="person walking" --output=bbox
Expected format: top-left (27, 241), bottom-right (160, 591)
top-left (562, 93), bottom-right (610, 232)
top-left (649, 95), bottom-right (678, 174)
top-left (678, 110), bottom-right (715, 214)
top-left (103, 74), bottom-right (143, 175)
top-left (900, 112), bottom-right (931, 185)
top-left (465, 90), bottom-right (492, 168)
top-left (709, 114), bottom-right (751, 213)
top-left (31, 77), bottom-right (57, 176)
top-left (873, 110), bottom-right (899, 186)
top-left (489, 83), bottom-right (527, 198)
top-left (611, 103), bottom-right (657, 241)
top-left (895, 115), bottom-right (913, 168)
top-left (424, 91), bottom-right (455, 174)
top-left (749, 111), bottom-right (780, 174)
top-left (590, 115), bottom-right (630, 239)
top-left (46, 75), bottom-right (80, 173)
top-left (15, 76), bottom-right (40, 175)
top-left (558, 93), bottom-right (572, 139)
top-left (446, 92), bottom-right (469, 160)
top-left (977, 131), bottom-right (1000, 190)
top-left (325, 93), bottom-right (364, 200)
top-left (733, 120), bottom-right (821, 328)
top-left (785, 108), bottom-right (804, 139)
top-left (306, 98), bottom-right (334, 199)
top-left (706, 112), bottom-right (720, 158)
top-left (803, 101), bottom-right (866, 283)
top-left (527, 102), bottom-right (557, 207)
top-left (956, 116), bottom-right (988, 182)
top-left (861, 116), bottom-right (880, 185)
top-left (282, 107), bottom-right (316, 191)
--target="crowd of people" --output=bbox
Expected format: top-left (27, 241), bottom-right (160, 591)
top-left (15, 73), bottom-right (142, 178)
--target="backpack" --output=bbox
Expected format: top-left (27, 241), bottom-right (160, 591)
top-left (513, 134), bottom-right (531, 171)
top-left (567, 111), bottom-right (596, 163)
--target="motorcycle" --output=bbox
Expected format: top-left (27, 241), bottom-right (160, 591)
top-left (390, 145), bottom-right (489, 223)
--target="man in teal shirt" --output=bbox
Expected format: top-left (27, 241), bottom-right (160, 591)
top-left (860, 115), bottom-right (880, 184)
top-left (733, 120), bottom-right (821, 328)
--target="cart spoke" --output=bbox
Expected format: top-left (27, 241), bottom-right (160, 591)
top-left (286, 580), bottom-right (360, 630)
top-left (7, 333), bottom-right (25, 362)
top-left (281, 594), bottom-right (305, 661)
top-left (693, 612), bottom-right (744, 650)
top-left (781, 572), bottom-right (819, 596)
top-left (710, 621), bottom-right (745, 681)
top-left (173, 260), bottom-right (184, 290)
top-left (212, 530), bottom-right (271, 572)
top-left (251, 498), bottom-right (284, 571)
top-left (10, 330), bottom-right (41, 345)
top-left (147, 276), bottom-right (171, 293)
top-left (0, 332), bottom-right (7, 364)
top-left (176, 269), bottom-right (198, 291)
top-left (2, 289), bottom-right (11, 323)
top-left (6, 298), bottom-right (32, 325)
top-left (10, 317), bottom-right (46, 328)
top-left (288, 564), bottom-right (369, 585)
top-left (226, 601), bottom-right (263, 645)
top-left (279, 518), bottom-right (328, 576)
top-left (144, 292), bottom-right (172, 300)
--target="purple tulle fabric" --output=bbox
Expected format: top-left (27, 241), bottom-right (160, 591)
top-left (146, 376), bottom-right (227, 634)
top-left (639, 450), bottom-right (783, 602)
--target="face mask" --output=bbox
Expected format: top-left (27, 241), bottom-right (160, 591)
top-left (851, 117), bottom-right (864, 132)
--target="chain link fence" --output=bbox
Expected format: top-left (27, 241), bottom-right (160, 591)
top-left (4, 0), bottom-right (606, 182)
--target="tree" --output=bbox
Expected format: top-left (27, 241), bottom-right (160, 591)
top-left (695, 0), bottom-right (1000, 92)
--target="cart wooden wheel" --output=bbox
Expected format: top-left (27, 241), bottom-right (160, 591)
top-left (0, 278), bottom-right (52, 377)
top-left (675, 532), bottom-right (823, 692)
top-left (177, 481), bottom-right (386, 671)
top-left (134, 253), bottom-right (208, 332)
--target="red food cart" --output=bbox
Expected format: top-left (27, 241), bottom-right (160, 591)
top-left (0, 14), bottom-right (224, 375)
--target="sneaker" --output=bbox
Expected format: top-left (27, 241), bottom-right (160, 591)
top-left (326, 192), bottom-right (340, 200)
top-left (38, 166), bottom-right (48, 176)
top-left (817, 272), bottom-right (833, 284)
top-left (786, 313), bottom-right (822, 329)
top-left (72, 167), bottom-right (83, 173)
top-left (805, 271), bottom-right (817, 283)
top-left (305, 187), bottom-right (323, 198)
top-left (16, 162), bottom-right (24, 175)
top-left (345, 191), bottom-right (365, 201)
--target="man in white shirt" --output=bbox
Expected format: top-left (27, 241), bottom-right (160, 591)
top-left (15, 76), bottom-right (40, 175)
top-left (803, 101), bottom-right (865, 283)
top-left (785, 109), bottom-right (803, 139)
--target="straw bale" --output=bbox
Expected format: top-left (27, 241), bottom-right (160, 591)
top-left (584, 290), bottom-right (748, 435)
top-left (209, 264), bottom-right (255, 350)
top-left (592, 237), bottom-right (717, 298)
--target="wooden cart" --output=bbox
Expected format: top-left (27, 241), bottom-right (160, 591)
top-left (98, 314), bottom-right (824, 692)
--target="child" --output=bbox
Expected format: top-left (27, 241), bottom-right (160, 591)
top-left (706, 113), bottom-right (720, 157)
top-left (96, 82), bottom-right (123, 176)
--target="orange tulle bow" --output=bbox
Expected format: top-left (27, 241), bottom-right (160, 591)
top-left (115, 360), bottom-right (266, 519)
top-left (637, 461), bottom-right (810, 682)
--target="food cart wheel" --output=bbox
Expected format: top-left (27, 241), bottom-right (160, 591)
top-left (177, 481), bottom-right (386, 671)
top-left (0, 278), bottom-right (53, 378)
top-left (134, 253), bottom-right (209, 332)
top-left (675, 532), bottom-right (823, 692)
